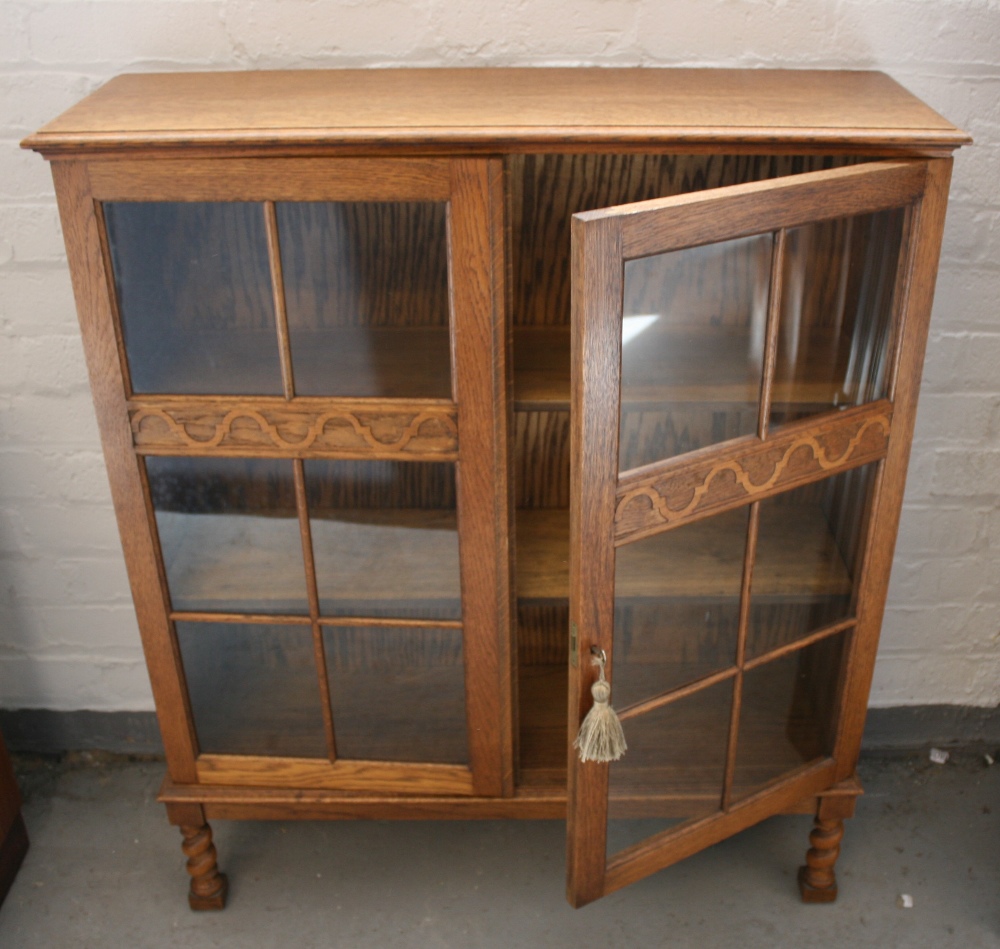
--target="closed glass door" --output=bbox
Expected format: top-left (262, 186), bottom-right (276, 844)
top-left (99, 157), bottom-right (511, 796)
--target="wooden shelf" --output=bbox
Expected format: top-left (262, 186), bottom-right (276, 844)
top-left (512, 326), bottom-right (851, 412)
top-left (515, 506), bottom-right (852, 603)
top-left (157, 508), bottom-right (460, 617)
top-left (130, 326), bottom-right (452, 400)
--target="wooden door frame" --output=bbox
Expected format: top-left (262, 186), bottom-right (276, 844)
top-left (566, 158), bottom-right (953, 906)
top-left (51, 155), bottom-right (514, 798)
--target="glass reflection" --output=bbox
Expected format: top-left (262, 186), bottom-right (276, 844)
top-left (606, 677), bottom-right (733, 859)
top-left (732, 632), bottom-right (847, 799)
top-left (277, 202), bottom-right (451, 398)
top-left (771, 208), bottom-right (905, 425)
top-left (104, 202), bottom-right (281, 395)
top-left (147, 456), bottom-right (307, 615)
top-left (305, 460), bottom-right (461, 620)
top-left (619, 234), bottom-right (773, 471)
top-left (323, 625), bottom-right (467, 763)
top-left (178, 622), bottom-right (326, 758)
top-left (748, 465), bottom-right (875, 659)
top-left (612, 506), bottom-right (750, 709)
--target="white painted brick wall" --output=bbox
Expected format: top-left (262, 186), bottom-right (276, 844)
top-left (1, 0), bottom-right (998, 713)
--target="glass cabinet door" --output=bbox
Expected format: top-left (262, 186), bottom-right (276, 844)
top-left (100, 158), bottom-right (510, 796)
top-left (567, 160), bottom-right (940, 906)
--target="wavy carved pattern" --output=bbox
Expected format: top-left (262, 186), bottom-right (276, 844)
top-left (615, 404), bottom-right (892, 544)
top-left (129, 399), bottom-right (458, 458)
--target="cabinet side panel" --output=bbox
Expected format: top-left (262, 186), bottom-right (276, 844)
top-left (50, 160), bottom-right (199, 782)
top-left (833, 158), bottom-right (953, 776)
top-left (450, 158), bottom-right (515, 797)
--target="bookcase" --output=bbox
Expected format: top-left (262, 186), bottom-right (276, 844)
top-left (24, 68), bottom-right (968, 909)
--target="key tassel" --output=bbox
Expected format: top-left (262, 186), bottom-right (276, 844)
top-left (574, 652), bottom-right (627, 763)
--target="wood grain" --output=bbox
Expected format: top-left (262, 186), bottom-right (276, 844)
top-left (87, 157), bottom-right (452, 201)
top-left (24, 70), bottom-right (968, 158)
top-left (577, 162), bottom-right (928, 261)
top-left (614, 400), bottom-right (893, 544)
top-left (449, 158), bottom-right (515, 797)
top-left (196, 754), bottom-right (476, 796)
top-left (129, 397), bottom-right (459, 459)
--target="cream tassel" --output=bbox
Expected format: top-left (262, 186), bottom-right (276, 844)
top-left (574, 651), bottom-right (627, 763)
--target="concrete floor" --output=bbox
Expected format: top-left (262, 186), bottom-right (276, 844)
top-left (0, 752), bottom-right (996, 948)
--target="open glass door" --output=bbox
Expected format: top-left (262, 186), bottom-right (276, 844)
top-left (566, 160), bottom-right (944, 906)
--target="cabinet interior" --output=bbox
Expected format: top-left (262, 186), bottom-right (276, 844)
top-left (507, 152), bottom-right (875, 792)
top-left (105, 150), bottom-right (891, 801)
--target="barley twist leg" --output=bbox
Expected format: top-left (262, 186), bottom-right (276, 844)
top-left (798, 816), bottom-right (844, 903)
top-left (180, 822), bottom-right (228, 910)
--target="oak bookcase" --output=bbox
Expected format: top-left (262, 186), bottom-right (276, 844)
top-left (24, 68), bottom-right (968, 909)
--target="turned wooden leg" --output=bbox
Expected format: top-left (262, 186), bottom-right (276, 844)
top-left (798, 816), bottom-right (844, 903)
top-left (180, 822), bottom-right (228, 910)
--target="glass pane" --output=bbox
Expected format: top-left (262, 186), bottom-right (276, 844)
top-left (104, 202), bottom-right (281, 395)
top-left (619, 234), bottom-right (773, 470)
top-left (606, 677), bottom-right (733, 859)
top-left (748, 465), bottom-right (875, 660)
top-left (612, 506), bottom-right (750, 709)
top-left (147, 457), bottom-right (307, 615)
top-left (732, 632), bottom-right (847, 799)
top-left (306, 460), bottom-right (460, 620)
top-left (278, 202), bottom-right (451, 398)
top-left (177, 622), bottom-right (326, 758)
top-left (323, 626), bottom-right (467, 764)
top-left (771, 208), bottom-right (906, 425)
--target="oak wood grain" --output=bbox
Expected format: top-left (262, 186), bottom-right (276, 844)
top-left (196, 754), bottom-right (475, 796)
top-left (24, 70), bottom-right (968, 158)
top-left (129, 396), bottom-right (459, 459)
top-left (450, 158), bottom-right (515, 797)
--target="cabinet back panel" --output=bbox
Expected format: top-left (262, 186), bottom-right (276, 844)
top-left (507, 153), bottom-right (857, 329)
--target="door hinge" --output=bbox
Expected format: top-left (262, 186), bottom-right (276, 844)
top-left (570, 622), bottom-right (578, 668)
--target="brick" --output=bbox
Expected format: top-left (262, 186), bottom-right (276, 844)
top-left (1, 71), bottom-right (100, 138)
top-left (220, 0), bottom-right (429, 65)
top-left (0, 500), bottom-right (123, 557)
top-left (0, 140), bottom-right (60, 202)
top-left (948, 143), bottom-right (1000, 211)
top-left (932, 268), bottom-right (1000, 333)
top-left (912, 392), bottom-right (1000, 443)
top-left (0, 205), bottom-right (66, 265)
top-left (0, 655), bottom-right (153, 712)
top-left (0, 4), bottom-right (30, 64)
top-left (0, 555), bottom-right (130, 610)
top-left (931, 448), bottom-right (1000, 498)
top-left (895, 505), bottom-right (984, 556)
top-left (28, 2), bottom-right (233, 69)
top-left (0, 269), bottom-right (78, 337)
top-left (921, 332), bottom-right (1000, 393)
top-left (0, 334), bottom-right (90, 396)
top-left (429, 0), bottom-right (639, 61)
top-left (637, 0), bottom-right (843, 66)
top-left (0, 449), bottom-right (109, 504)
top-left (869, 652), bottom-right (1000, 707)
top-left (0, 395), bottom-right (101, 449)
top-left (937, 203), bottom-right (1000, 270)
top-left (856, 3), bottom-right (1000, 69)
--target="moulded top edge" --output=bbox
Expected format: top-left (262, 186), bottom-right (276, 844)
top-left (21, 68), bottom-right (970, 154)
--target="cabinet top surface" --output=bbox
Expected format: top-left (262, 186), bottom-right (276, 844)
top-left (24, 68), bottom-right (969, 155)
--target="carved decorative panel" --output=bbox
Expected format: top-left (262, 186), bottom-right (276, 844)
top-left (614, 401), bottom-right (892, 545)
top-left (129, 398), bottom-right (459, 459)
